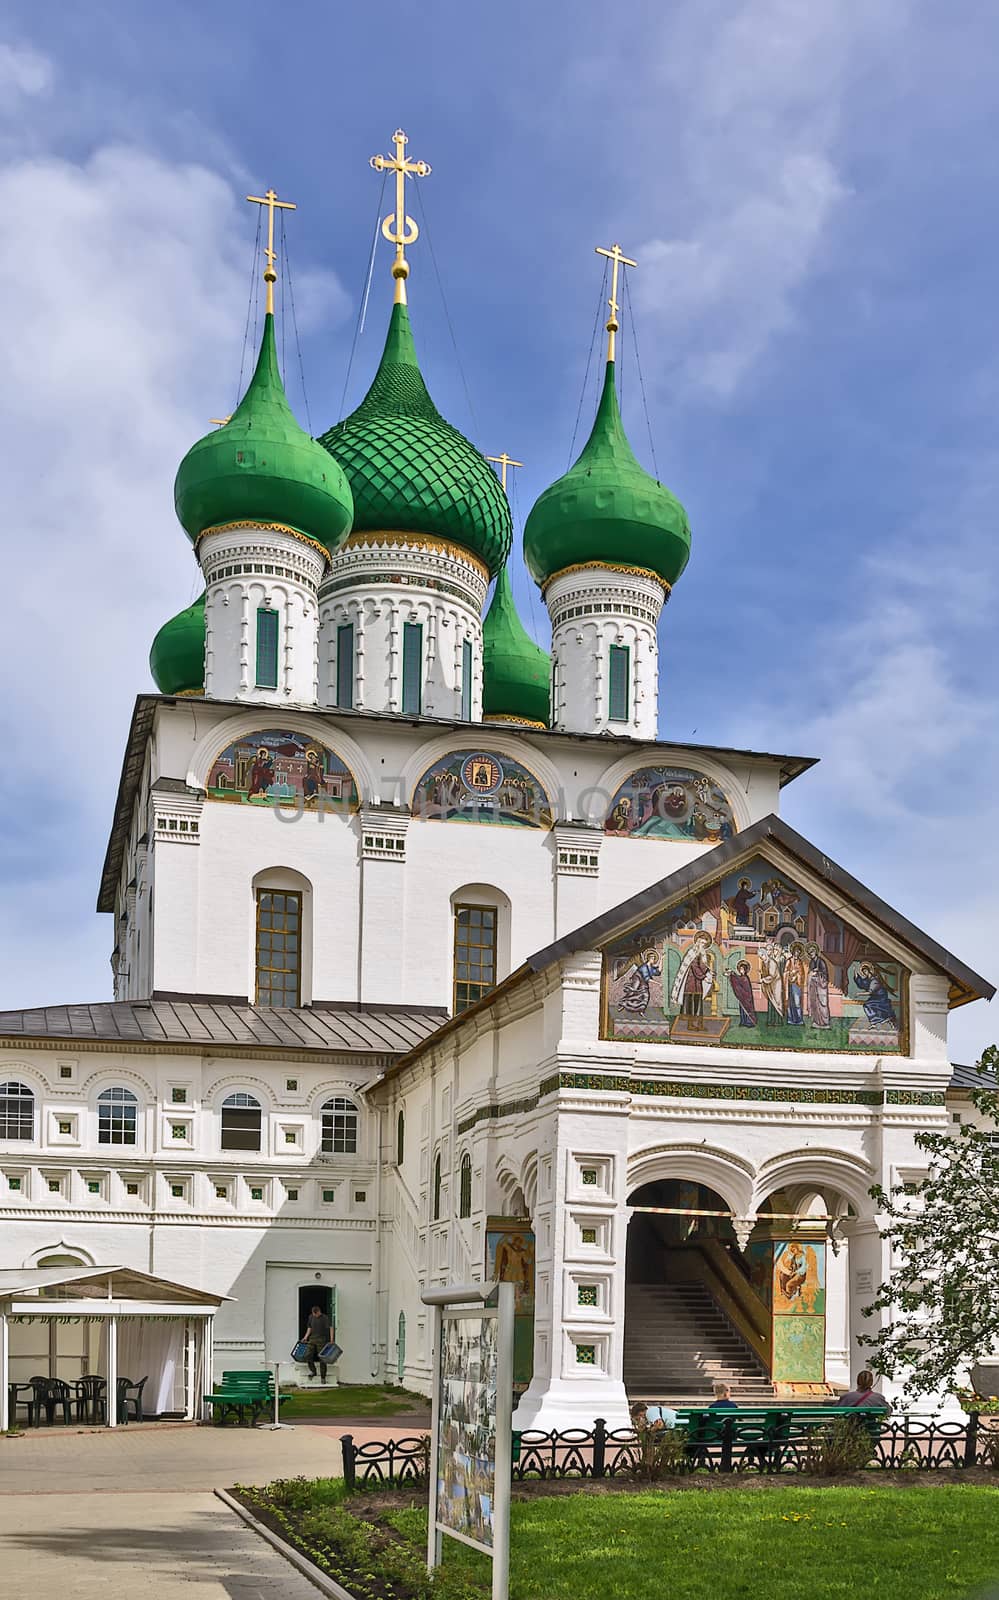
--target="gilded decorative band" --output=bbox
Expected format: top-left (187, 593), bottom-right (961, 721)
top-left (336, 530), bottom-right (490, 584)
top-left (541, 560), bottom-right (670, 597)
top-left (482, 714), bottom-right (549, 729)
top-left (196, 521), bottom-right (331, 566)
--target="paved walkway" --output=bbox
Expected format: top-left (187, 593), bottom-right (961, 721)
top-left (0, 1421), bottom-right (356, 1597)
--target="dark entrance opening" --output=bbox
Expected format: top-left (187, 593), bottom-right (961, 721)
top-left (298, 1284), bottom-right (334, 1340)
top-left (626, 1179), bottom-right (737, 1284)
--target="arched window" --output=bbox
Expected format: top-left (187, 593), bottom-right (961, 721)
top-left (396, 1109), bottom-right (405, 1167)
top-left (221, 1092), bottom-right (262, 1152)
top-left (0, 1082), bottom-right (34, 1140)
top-left (433, 1153), bottom-right (442, 1221)
top-left (321, 1097), bottom-right (358, 1155)
top-left (459, 1153), bottom-right (472, 1219)
top-left (453, 904), bottom-right (497, 1014)
top-left (97, 1087), bottom-right (138, 1145)
top-left (255, 889), bottom-right (302, 1007)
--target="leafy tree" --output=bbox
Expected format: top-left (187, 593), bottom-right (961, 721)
top-left (862, 1046), bottom-right (999, 1399)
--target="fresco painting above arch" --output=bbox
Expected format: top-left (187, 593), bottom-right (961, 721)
top-left (206, 728), bottom-right (359, 810)
top-left (603, 854), bottom-right (907, 1054)
top-left (604, 766), bottom-right (737, 842)
top-left (413, 750), bottom-right (554, 829)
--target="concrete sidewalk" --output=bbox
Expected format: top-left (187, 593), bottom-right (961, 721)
top-left (0, 1423), bottom-right (349, 1599)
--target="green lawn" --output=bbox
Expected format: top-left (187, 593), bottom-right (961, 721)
top-left (388, 1486), bottom-right (999, 1600)
top-left (281, 1382), bottom-right (429, 1418)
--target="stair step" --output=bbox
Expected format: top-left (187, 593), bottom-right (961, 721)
top-left (623, 1276), bottom-right (773, 1399)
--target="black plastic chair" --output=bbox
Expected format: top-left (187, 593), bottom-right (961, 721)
top-left (117, 1375), bottom-right (148, 1423)
top-left (31, 1377), bottom-right (72, 1426)
top-left (74, 1374), bottom-right (107, 1424)
top-left (7, 1382), bottom-right (37, 1428)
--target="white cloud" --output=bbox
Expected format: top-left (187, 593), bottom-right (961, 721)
top-left (631, 0), bottom-right (908, 395)
top-left (0, 63), bottom-right (349, 1006)
top-left (0, 42), bottom-right (53, 103)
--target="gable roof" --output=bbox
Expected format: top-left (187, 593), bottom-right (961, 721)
top-left (0, 1265), bottom-right (230, 1305)
top-left (525, 814), bottom-right (994, 1007)
top-left (385, 813), bottom-right (994, 1075)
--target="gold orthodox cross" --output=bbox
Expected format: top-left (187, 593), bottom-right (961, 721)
top-left (595, 242), bottom-right (637, 362)
top-left (246, 188), bottom-right (297, 316)
top-left (210, 415), bottom-right (232, 427)
top-left (370, 129), bottom-right (431, 303)
top-left (486, 452), bottom-right (524, 494)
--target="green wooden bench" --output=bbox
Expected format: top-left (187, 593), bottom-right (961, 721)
top-left (203, 1369), bottom-right (290, 1427)
top-left (673, 1405), bottom-right (885, 1470)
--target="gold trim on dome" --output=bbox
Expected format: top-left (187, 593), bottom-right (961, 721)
top-left (196, 522), bottom-right (331, 565)
top-left (541, 560), bottom-right (670, 596)
top-left (482, 714), bottom-right (548, 729)
top-left (175, 688), bottom-right (205, 698)
top-left (338, 531), bottom-right (490, 583)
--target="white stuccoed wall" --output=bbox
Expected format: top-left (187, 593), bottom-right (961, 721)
top-left (546, 567), bottom-right (666, 738)
top-left (200, 525), bottom-right (327, 704)
top-left (112, 699), bottom-right (783, 1004)
top-left (317, 537), bottom-right (488, 719)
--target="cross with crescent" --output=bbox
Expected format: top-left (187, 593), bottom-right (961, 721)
top-left (595, 242), bottom-right (637, 362)
top-left (370, 129), bottom-right (431, 303)
top-left (246, 188), bottom-right (297, 316)
top-left (486, 452), bottom-right (524, 494)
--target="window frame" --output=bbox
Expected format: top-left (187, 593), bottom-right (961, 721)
top-left (255, 605), bottom-right (280, 690)
top-left (608, 643), bottom-right (630, 722)
top-left (0, 1081), bottom-right (34, 1141)
top-left (255, 888), bottom-right (302, 1008)
top-left (321, 1096), bottom-right (359, 1156)
top-left (461, 637), bottom-right (473, 722)
top-left (459, 1153), bottom-right (472, 1219)
top-left (452, 902), bottom-right (498, 1015)
top-left (401, 621), bottom-right (423, 715)
top-left (336, 622), bottom-right (355, 710)
top-left (220, 1091), bottom-right (263, 1153)
top-left (396, 1108), bottom-right (405, 1167)
top-left (433, 1152), bottom-right (442, 1221)
top-left (97, 1086), bottom-right (138, 1147)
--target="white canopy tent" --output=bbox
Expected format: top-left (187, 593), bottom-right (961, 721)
top-left (0, 1265), bottom-right (231, 1429)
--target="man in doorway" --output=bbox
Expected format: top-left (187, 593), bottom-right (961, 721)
top-left (302, 1303), bottom-right (332, 1381)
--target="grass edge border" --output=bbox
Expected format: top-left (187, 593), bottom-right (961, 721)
top-left (214, 1486), bottom-right (360, 1600)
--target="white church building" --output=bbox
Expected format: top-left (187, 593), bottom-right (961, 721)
top-left (0, 156), bottom-right (992, 1431)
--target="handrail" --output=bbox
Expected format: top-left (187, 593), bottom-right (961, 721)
top-left (662, 1242), bottom-right (773, 1370)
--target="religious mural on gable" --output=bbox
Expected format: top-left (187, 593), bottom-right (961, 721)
top-left (206, 729), bottom-right (359, 809)
top-left (603, 855), bottom-right (906, 1053)
top-left (413, 750), bottom-right (553, 828)
top-left (604, 767), bottom-right (737, 842)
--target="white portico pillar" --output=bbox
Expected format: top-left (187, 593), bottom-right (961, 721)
top-left (107, 1314), bottom-right (118, 1429)
top-left (0, 1314), bottom-right (9, 1432)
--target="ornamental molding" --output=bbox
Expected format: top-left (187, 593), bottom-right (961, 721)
top-left (336, 530), bottom-right (491, 585)
top-left (359, 804), bottom-right (409, 863)
top-left (553, 824), bottom-right (603, 877)
top-left (197, 521), bottom-right (332, 569)
top-left (542, 561), bottom-right (669, 600)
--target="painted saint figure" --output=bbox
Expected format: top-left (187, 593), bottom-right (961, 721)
top-left (806, 943), bottom-right (831, 1028)
top-left (785, 942), bottom-right (806, 1026)
top-left (247, 746), bottom-right (275, 799)
top-left (729, 877), bottom-right (756, 924)
top-left (728, 960), bottom-right (757, 1027)
top-left (759, 940), bottom-right (785, 1028)
top-left (854, 962), bottom-right (898, 1027)
top-left (619, 947), bottom-right (662, 1016)
top-left (670, 931), bottom-right (713, 1031)
top-left (303, 748), bottom-right (324, 802)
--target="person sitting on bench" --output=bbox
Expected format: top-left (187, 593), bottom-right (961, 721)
top-left (835, 1369), bottom-right (889, 1409)
top-left (302, 1305), bottom-right (332, 1381)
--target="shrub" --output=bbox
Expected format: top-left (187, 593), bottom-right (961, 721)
top-left (631, 1421), bottom-right (691, 1481)
top-left (803, 1417), bottom-right (875, 1476)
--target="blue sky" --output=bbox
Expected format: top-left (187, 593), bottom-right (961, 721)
top-left (1, 1), bottom-right (995, 1058)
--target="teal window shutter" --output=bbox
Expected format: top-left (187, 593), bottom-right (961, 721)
top-left (608, 644), bottom-right (629, 722)
top-left (461, 638), bottom-right (473, 721)
top-left (256, 607), bottom-right (279, 689)
top-left (402, 622), bottom-right (423, 715)
top-left (336, 623), bottom-right (354, 709)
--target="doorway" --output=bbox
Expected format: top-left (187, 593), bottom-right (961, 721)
top-left (298, 1284), bottom-right (334, 1339)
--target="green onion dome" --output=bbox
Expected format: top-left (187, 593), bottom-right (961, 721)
top-left (523, 360), bottom-right (690, 591)
top-left (317, 303), bottom-right (512, 578)
top-left (482, 565), bottom-right (550, 728)
top-left (174, 314), bottom-right (353, 556)
top-left (150, 591), bottom-right (205, 696)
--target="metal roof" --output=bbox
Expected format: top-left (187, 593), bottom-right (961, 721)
top-left (0, 999), bottom-right (448, 1059)
top-left (949, 1061), bottom-right (998, 1092)
top-left (97, 692), bottom-right (818, 912)
top-left (0, 1265), bottom-right (230, 1304)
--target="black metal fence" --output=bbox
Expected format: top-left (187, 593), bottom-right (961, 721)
top-left (340, 1413), bottom-right (994, 1490)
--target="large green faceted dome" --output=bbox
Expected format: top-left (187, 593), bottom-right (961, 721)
top-left (523, 361), bottom-right (690, 590)
top-left (174, 314), bottom-right (353, 554)
top-left (318, 303), bottom-right (512, 577)
top-left (482, 566), bottom-right (550, 727)
top-left (150, 591), bottom-right (205, 695)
